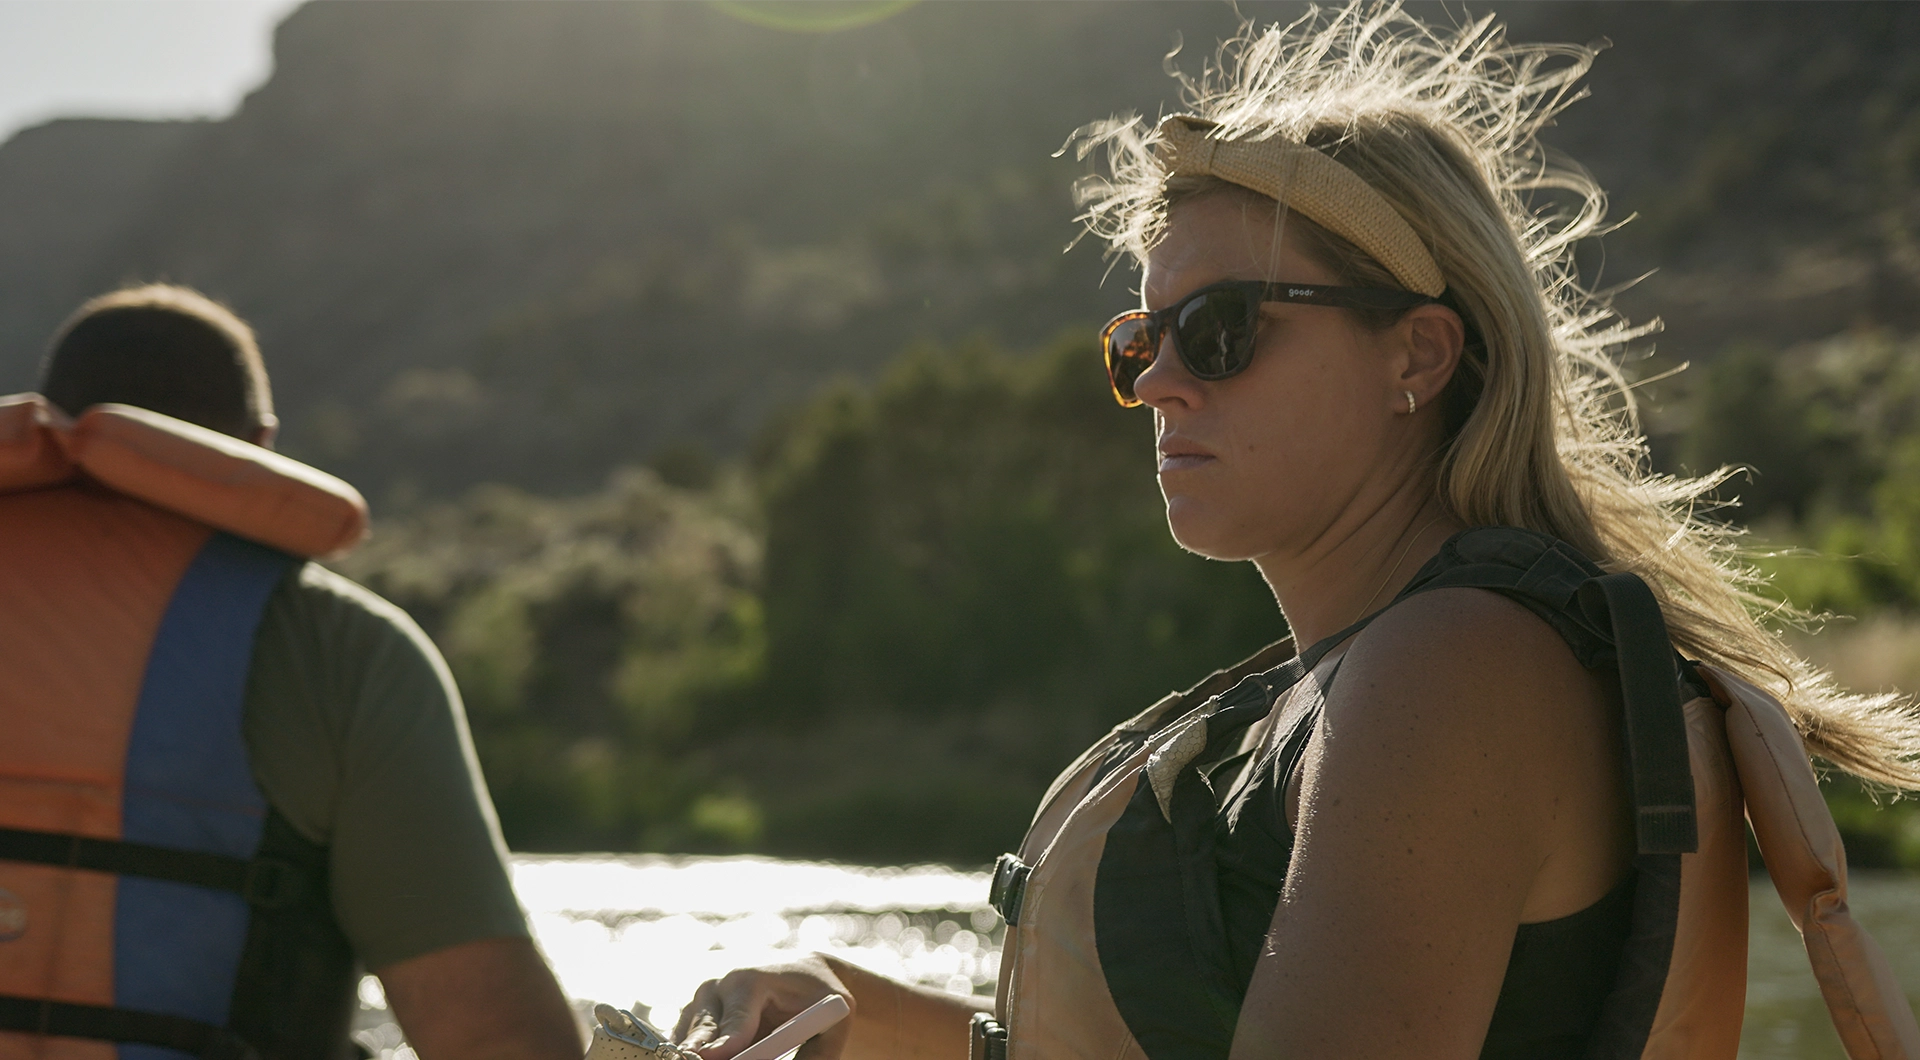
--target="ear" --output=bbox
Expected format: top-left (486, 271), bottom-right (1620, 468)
top-left (1391, 304), bottom-right (1466, 414)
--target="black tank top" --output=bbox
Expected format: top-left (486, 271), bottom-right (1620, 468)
top-left (1087, 527), bottom-right (1706, 1060)
top-left (1209, 660), bottom-right (1636, 1060)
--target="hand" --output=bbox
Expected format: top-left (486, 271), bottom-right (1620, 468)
top-left (673, 954), bottom-right (854, 1060)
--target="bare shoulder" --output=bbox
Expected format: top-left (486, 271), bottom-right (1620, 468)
top-left (1305, 586), bottom-right (1621, 828)
top-left (1299, 587), bottom-right (1632, 921)
top-left (1244, 596), bottom-right (1633, 1055)
top-left (1327, 586), bottom-right (1603, 741)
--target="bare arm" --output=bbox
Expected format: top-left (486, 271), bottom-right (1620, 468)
top-left (833, 958), bottom-right (992, 1060)
top-left (1230, 589), bottom-right (1631, 1060)
top-left (381, 936), bottom-right (584, 1060)
top-left (675, 953), bottom-right (990, 1060)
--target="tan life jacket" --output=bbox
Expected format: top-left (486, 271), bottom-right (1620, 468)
top-left (986, 527), bottom-right (1920, 1060)
top-left (0, 393), bottom-right (368, 1060)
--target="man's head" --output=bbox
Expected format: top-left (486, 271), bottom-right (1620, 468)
top-left (40, 284), bottom-right (277, 446)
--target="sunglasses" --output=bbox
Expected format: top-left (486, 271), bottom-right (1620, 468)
top-left (1099, 280), bottom-right (1442, 407)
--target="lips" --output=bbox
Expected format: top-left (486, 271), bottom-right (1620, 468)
top-left (1157, 436), bottom-right (1216, 473)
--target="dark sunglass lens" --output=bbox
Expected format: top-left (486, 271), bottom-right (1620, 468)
top-left (1176, 289), bottom-right (1258, 378)
top-left (1105, 316), bottom-right (1157, 405)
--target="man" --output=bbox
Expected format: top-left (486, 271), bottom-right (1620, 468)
top-left (0, 285), bottom-right (581, 1060)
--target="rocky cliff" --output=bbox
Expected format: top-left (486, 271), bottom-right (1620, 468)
top-left (1, 1), bottom-right (1913, 499)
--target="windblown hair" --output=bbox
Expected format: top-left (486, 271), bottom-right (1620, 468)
top-left (1071, 3), bottom-right (1920, 787)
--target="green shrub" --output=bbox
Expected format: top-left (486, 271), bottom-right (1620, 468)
top-left (338, 323), bottom-right (1920, 867)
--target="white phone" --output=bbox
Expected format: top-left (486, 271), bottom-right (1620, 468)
top-left (730, 994), bottom-right (852, 1060)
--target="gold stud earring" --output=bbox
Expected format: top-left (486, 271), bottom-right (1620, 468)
top-left (1405, 390), bottom-right (1418, 415)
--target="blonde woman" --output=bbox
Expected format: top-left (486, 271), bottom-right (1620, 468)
top-left (671, 7), bottom-right (1920, 1059)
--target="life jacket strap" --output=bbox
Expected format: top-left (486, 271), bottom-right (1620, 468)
top-left (0, 825), bottom-right (312, 908)
top-left (1577, 574), bottom-right (1699, 854)
top-left (0, 995), bottom-right (259, 1060)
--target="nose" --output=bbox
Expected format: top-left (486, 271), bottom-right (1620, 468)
top-left (1130, 326), bottom-right (1202, 410)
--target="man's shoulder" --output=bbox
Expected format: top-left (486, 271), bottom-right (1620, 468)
top-left (275, 561), bottom-right (412, 624)
top-left (249, 559), bottom-right (454, 745)
top-left (246, 563), bottom-right (525, 966)
top-left (263, 561), bottom-right (439, 659)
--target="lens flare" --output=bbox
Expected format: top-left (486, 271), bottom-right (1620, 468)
top-left (708, 1), bottom-right (917, 34)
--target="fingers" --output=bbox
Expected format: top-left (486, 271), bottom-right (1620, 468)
top-left (674, 980), bottom-right (723, 1044)
top-left (683, 969), bottom-right (772, 1060)
top-left (706, 991), bottom-right (758, 1059)
top-left (671, 961), bottom-right (849, 1060)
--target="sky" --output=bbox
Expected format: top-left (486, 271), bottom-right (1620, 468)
top-left (0, 0), bottom-right (302, 145)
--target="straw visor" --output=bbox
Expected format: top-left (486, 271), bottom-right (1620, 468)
top-left (1154, 115), bottom-right (1446, 298)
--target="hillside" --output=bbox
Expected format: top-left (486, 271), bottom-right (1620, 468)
top-left (0, 1), bottom-right (1915, 502)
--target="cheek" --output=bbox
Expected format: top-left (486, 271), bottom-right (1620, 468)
top-left (1163, 345), bottom-right (1383, 555)
top-left (1220, 347), bottom-right (1374, 474)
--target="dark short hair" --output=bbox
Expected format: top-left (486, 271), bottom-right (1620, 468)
top-left (40, 284), bottom-right (273, 439)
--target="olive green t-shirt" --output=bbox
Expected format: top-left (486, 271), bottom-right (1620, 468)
top-left (241, 561), bottom-right (528, 971)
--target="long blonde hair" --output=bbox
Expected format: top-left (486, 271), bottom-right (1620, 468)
top-left (1071, 3), bottom-right (1920, 787)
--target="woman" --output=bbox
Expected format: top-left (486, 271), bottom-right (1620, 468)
top-left (672, 7), bottom-right (1920, 1059)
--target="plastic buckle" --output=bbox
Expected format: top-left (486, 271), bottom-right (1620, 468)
top-left (969, 1013), bottom-right (1007, 1060)
top-left (988, 853), bottom-right (1030, 926)
top-left (591, 1004), bottom-right (690, 1060)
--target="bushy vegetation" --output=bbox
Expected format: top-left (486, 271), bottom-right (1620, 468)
top-left (338, 335), bottom-right (1281, 862)
top-left (742, 337), bottom-right (1283, 860)
top-left (754, 336), bottom-right (1281, 725)
top-left (1679, 331), bottom-right (1920, 617)
top-left (1668, 329), bottom-right (1920, 867)
top-left (335, 323), bottom-right (1920, 868)
top-left (337, 469), bottom-right (769, 851)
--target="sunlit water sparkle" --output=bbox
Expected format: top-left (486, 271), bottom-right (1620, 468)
top-left (351, 858), bottom-right (1918, 1060)
top-left (351, 855), bottom-right (1002, 1058)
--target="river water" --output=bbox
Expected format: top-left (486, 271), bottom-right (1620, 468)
top-left (352, 857), bottom-right (1919, 1059)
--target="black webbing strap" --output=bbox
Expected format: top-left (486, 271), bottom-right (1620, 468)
top-left (0, 995), bottom-right (258, 1060)
top-left (0, 826), bottom-right (307, 908)
top-left (1579, 573), bottom-right (1699, 854)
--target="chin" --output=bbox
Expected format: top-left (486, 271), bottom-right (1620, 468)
top-left (1163, 497), bottom-right (1261, 562)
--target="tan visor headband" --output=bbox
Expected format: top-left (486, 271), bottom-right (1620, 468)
top-left (1154, 115), bottom-right (1447, 298)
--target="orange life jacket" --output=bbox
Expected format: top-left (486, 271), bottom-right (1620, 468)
top-left (0, 393), bottom-right (369, 1060)
top-left (985, 527), bottom-right (1920, 1060)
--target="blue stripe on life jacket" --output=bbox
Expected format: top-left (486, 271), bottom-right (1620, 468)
top-left (115, 533), bottom-right (297, 1060)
